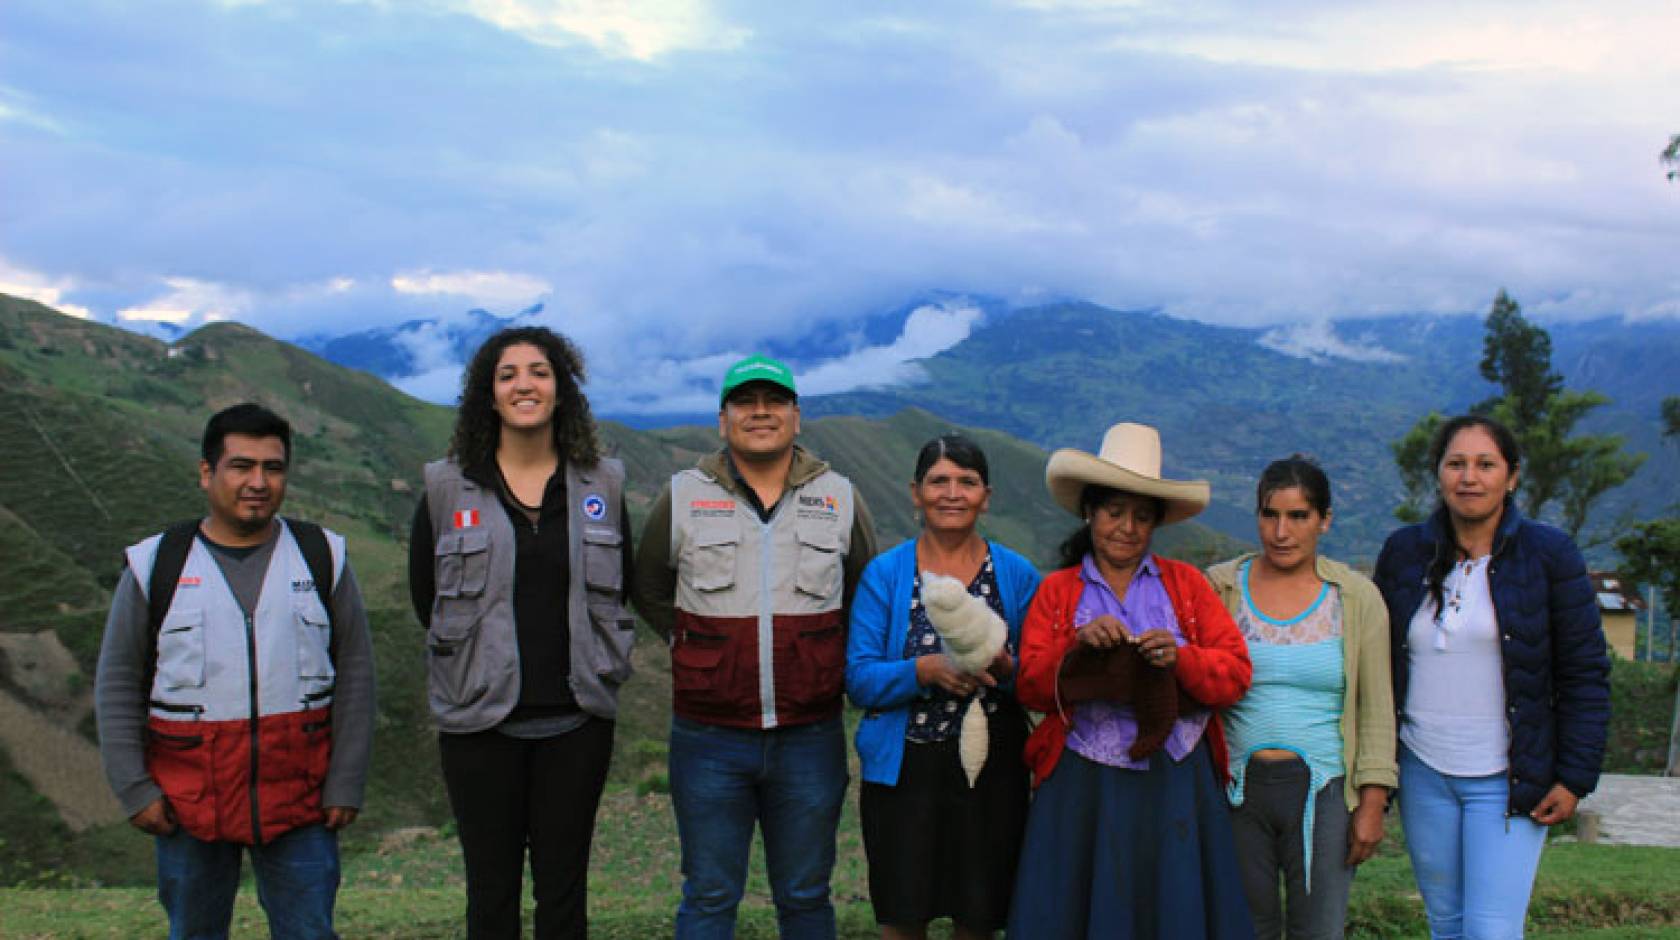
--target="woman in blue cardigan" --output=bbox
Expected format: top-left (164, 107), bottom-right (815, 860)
top-left (846, 434), bottom-right (1041, 940)
top-left (1373, 415), bottom-right (1610, 940)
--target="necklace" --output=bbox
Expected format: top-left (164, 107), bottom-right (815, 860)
top-left (1433, 557), bottom-right (1484, 650)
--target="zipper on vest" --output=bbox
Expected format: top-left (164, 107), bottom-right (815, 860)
top-left (244, 611), bottom-right (264, 845)
top-left (758, 515), bottom-right (777, 729)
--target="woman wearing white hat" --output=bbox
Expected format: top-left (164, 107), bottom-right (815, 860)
top-left (1009, 423), bottom-right (1255, 940)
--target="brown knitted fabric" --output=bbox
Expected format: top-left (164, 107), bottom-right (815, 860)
top-left (1055, 642), bottom-right (1197, 759)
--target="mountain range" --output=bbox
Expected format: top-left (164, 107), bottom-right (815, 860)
top-left (306, 297), bottom-right (1680, 562)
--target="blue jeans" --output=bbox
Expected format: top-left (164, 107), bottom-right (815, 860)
top-left (156, 823), bottom-right (340, 940)
top-left (669, 715), bottom-right (848, 940)
top-left (1398, 746), bottom-right (1547, 940)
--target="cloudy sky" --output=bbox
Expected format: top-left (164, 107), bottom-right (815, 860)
top-left (2, 0), bottom-right (1676, 409)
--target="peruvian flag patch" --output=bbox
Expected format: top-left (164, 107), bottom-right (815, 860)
top-left (453, 509), bottom-right (480, 529)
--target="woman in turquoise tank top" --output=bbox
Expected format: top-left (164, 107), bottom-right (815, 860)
top-left (1206, 456), bottom-right (1397, 940)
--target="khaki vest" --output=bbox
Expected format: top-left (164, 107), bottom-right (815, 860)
top-left (669, 465), bottom-right (853, 728)
top-left (423, 457), bottom-right (632, 732)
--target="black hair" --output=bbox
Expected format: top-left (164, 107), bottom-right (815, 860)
top-left (202, 403), bottom-right (291, 466)
top-left (1256, 454), bottom-right (1332, 515)
top-left (1423, 414), bottom-right (1522, 613)
top-left (449, 326), bottom-right (601, 469)
top-left (1056, 485), bottom-right (1165, 569)
top-left (913, 433), bottom-right (990, 486)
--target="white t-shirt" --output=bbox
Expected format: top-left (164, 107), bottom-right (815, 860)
top-left (1400, 555), bottom-right (1509, 776)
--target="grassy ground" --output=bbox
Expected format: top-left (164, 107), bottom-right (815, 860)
top-left (3, 785), bottom-right (1678, 939)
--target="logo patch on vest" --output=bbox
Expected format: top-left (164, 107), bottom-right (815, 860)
top-left (177, 576), bottom-right (201, 588)
top-left (796, 494), bottom-right (838, 520)
top-left (292, 579), bottom-right (316, 593)
top-left (582, 494), bottom-right (608, 521)
top-left (453, 509), bottom-right (480, 529)
top-left (690, 499), bottom-right (736, 518)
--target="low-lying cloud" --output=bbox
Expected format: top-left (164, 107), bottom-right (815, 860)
top-left (2, 0), bottom-right (1677, 388)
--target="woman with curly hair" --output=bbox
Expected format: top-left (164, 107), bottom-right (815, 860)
top-left (409, 326), bottom-right (636, 939)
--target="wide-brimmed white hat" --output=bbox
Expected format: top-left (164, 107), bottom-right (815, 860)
top-left (1045, 422), bottom-right (1210, 526)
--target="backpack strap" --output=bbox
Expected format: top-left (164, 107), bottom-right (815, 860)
top-left (142, 520), bottom-right (202, 701)
top-left (283, 518), bottom-right (338, 659)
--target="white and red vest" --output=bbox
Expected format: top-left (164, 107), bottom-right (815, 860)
top-left (127, 521), bottom-right (345, 845)
top-left (668, 466), bottom-right (854, 729)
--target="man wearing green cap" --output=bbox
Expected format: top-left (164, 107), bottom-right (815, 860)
top-left (634, 354), bottom-right (877, 938)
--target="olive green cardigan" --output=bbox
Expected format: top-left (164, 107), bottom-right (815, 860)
top-left (1206, 553), bottom-right (1398, 811)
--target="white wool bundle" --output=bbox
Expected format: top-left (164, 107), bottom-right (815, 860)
top-left (958, 699), bottom-right (989, 788)
top-left (921, 571), bottom-right (1007, 787)
top-left (919, 571), bottom-right (1006, 674)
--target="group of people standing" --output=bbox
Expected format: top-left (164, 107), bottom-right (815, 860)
top-left (96, 323), bottom-right (1610, 940)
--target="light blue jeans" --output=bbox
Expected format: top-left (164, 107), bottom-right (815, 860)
top-left (1398, 745), bottom-right (1547, 940)
top-left (668, 715), bottom-right (848, 940)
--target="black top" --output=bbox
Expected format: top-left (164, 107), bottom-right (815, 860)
top-left (409, 462), bottom-right (633, 722)
top-left (726, 453), bottom-right (780, 522)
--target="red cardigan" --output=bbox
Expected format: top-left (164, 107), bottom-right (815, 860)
top-left (1018, 558), bottom-right (1252, 787)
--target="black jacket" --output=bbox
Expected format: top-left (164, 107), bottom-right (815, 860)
top-left (1373, 501), bottom-right (1610, 815)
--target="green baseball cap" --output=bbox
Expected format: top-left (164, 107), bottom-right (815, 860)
top-left (719, 354), bottom-right (798, 405)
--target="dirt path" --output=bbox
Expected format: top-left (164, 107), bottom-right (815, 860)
top-left (0, 687), bottom-right (125, 831)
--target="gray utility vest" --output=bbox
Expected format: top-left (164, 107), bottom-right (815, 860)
top-left (668, 465), bottom-right (854, 729)
top-left (423, 457), bottom-right (633, 732)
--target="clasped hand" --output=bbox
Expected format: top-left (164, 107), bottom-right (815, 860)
top-left (1077, 614), bottom-right (1177, 668)
top-left (917, 648), bottom-right (1014, 697)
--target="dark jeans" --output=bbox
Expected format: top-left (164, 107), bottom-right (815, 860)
top-left (668, 715), bottom-right (848, 940)
top-left (439, 718), bottom-right (615, 940)
top-left (1229, 758), bottom-right (1354, 940)
top-left (155, 823), bottom-right (340, 940)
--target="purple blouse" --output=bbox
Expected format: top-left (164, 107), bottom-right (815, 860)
top-left (1065, 553), bottom-right (1209, 769)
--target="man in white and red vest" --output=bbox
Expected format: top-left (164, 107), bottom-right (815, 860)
top-left (634, 354), bottom-right (877, 939)
top-left (95, 403), bottom-right (376, 940)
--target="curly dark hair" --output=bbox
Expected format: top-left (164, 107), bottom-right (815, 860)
top-left (448, 326), bottom-right (602, 469)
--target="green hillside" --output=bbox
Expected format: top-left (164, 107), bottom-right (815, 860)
top-left (808, 302), bottom-right (1680, 562)
top-left (0, 293), bottom-right (1241, 885)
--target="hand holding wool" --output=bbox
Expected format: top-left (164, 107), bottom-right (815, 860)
top-left (921, 571), bottom-right (1009, 788)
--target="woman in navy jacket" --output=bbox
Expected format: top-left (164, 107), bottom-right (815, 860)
top-left (846, 434), bottom-right (1040, 940)
top-left (1373, 414), bottom-right (1609, 940)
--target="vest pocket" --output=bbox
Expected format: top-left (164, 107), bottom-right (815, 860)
top-left (686, 529), bottom-right (739, 593)
top-left (156, 609), bottom-right (206, 690)
top-left (583, 528), bottom-right (624, 593)
top-left (590, 605), bottom-right (636, 684)
top-left (793, 526), bottom-right (842, 599)
top-left (295, 605), bottom-right (336, 687)
top-left (791, 622), bottom-right (845, 703)
top-left (146, 725), bottom-right (208, 802)
top-left (672, 628), bottom-right (730, 694)
top-left (435, 528), bottom-right (490, 599)
top-left (428, 609), bottom-right (489, 705)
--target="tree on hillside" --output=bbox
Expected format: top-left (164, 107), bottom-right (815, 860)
top-left (1477, 289), bottom-right (1560, 427)
top-left (1665, 133), bottom-right (1680, 182)
top-left (1391, 291), bottom-right (1645, 538)
top-left (1391, 411), bottom-right (1445, 524)
top-left (1618, 396), bottom-right (1680, 628)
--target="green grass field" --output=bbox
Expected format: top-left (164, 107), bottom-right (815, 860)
top-left (3, 784), bottom-right (1678, 939)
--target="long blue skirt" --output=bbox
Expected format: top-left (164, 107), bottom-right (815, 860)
top-left (1007, 741), bottom-right (1255, 940)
